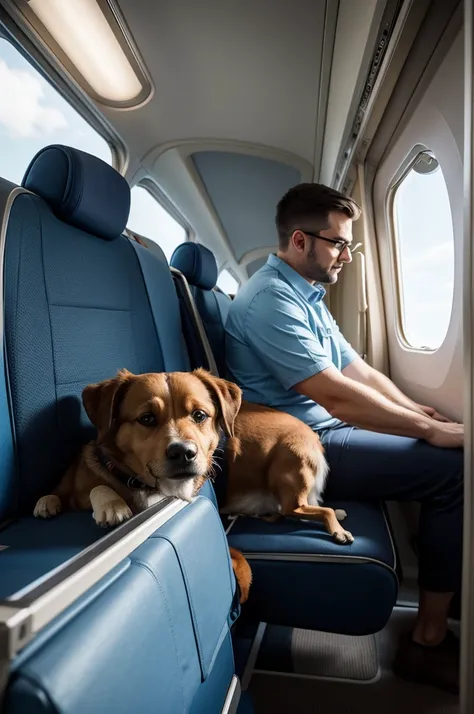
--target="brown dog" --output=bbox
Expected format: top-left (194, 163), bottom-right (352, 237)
top-left (34, 368), bottom-right (353, 603)
top-left (33, 368), bottom-right (252, 602)
top-left (223, 401), bottom-right (353, 544)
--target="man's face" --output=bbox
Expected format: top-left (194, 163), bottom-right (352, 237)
top-left (298, 211), bottom-right (354, 284)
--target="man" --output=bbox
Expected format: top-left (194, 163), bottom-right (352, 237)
top-left (225, 182), bottom-right (463, 694)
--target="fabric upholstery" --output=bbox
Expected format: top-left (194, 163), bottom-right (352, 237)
top-left (1, 148), bottom-right (239, 713)
top-left (5, 498), bottom-right (236, 714)
top-left (171, 242), bottom-right (218, 290)
top-left (226, 500), bottom-right (398, 635)
top-left (22, 145), bottom-right (130, 241)
top-left (171, 242), bottom-right (232, 375)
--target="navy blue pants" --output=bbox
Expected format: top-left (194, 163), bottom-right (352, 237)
top-left (319, 425), bottom-right (464, 593)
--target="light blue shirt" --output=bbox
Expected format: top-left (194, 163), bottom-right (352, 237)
top-left (225, 254), bottom-right (359, 430)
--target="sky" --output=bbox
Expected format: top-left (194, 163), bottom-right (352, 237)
top-left (394, 164), bottom-right (455, 349)
top-left (0, 38), bottom-right (455, 315)
top-left (0, 39), bottom-right (187, 263)
top-left (127, 186), bottom-right (187, 261)
top-left (216, 269), bottom-right (240, 294)
top-left (0, 39), bottom-right (111, 183)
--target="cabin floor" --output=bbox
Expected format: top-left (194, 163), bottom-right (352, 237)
top-left (245, 606), bottom-right (460, 714)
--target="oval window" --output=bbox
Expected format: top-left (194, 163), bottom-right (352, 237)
top-left (393, 152), bottom-right (454, 350)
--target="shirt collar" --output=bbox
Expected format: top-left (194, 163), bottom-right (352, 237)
top-left (267, 254), bottom-right (326, 304)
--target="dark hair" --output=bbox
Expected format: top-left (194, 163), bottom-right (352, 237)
top-left (275, 183), bottom-right (361, 250)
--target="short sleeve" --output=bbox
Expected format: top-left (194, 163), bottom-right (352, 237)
top-left (331, 316), bottom-right (359, 369)
top-left (338, 333), bottom-right (359, 369)
top-left (244, 285), bottom-right (334, 389)
top-left (319, 301), bottom-right (359, 369)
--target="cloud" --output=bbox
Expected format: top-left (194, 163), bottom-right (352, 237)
top-left (402, 240), bottom-right (453, 273)
top-left (0, 59), bottom-right (67, 138)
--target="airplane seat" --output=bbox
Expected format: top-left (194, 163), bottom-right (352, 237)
top-left (170, 242), bottom-right (399, 636)
top-left (170, 242), bottom-right (231, 376)
top-left (0, 145), bottom-right (245, 713)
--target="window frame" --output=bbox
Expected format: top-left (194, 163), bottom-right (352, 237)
top-left (129, 180), bottom-right (194, 255)
top-left (0, 26), bottom-right (124, 170)
top-left (386, 143), bottom-right (454, 353)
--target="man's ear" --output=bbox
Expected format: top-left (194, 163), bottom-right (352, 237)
top-left (193, 369), bottom-right (242, 438)
top-left (82, 369), bottom-right (133, 444)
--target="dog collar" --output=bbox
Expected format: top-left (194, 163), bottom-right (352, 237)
top-left (95, 447), bottom-right (155, 492)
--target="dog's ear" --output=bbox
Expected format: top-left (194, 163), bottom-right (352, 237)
top-left (82, 369), bottom-right (133, 443)
top-left (193, 369), bottom-right (242, 438)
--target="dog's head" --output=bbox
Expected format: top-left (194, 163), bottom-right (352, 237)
top-left (82, 368), bottom-right (242, 499)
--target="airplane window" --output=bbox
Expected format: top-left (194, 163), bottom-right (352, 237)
top-left (217, 268), bottom-right (240, 295)
top-left (128, 185), bottom-right (187, 261)
top-left (0, 38), bottom-right (111, 184)
top-left (393, 151), bottom-right (454, 350)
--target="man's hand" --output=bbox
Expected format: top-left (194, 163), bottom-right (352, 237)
top-left (425, 421), bottom-right (464, 449)
top-left (418, 405), bottom-right (454, 423)
top-left (295, 365), bottom-right (464, 446)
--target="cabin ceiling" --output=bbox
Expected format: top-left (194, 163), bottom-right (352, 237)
top-left (114, 0), bottom-right (334, 278)
top-left (1, 0), bottom-right (390, 278)
top-left (113, 0), bottom-right (329, 164)
top-left (191, 152), bottom-right (302, 265)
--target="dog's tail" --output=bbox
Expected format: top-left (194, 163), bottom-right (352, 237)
top-left (229, 547), bottom-right (252, 603)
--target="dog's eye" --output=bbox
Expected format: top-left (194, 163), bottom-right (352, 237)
top-left (137, 413), bottom-right (156, 427)
top-left (191, 410), bottom-right (208, 424)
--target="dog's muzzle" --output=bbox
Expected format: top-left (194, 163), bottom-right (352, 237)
top-left (167, 471), bottom-right (199, 481)
top-left (163, 440), bottom-right (201, 480)
top-left (166, 440), bottom-right (197, 462)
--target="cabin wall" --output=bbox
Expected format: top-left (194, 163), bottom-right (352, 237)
top-left (372, 32), bottom-right (463, 420)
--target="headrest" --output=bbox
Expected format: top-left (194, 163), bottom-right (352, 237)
top-left (170, 242), bottom-right (218, 290)
top-left (22, 145), bottom-right (130, 241)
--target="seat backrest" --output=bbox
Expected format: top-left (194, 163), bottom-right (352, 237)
top-left (170, 267), bottom-right (219, 376)
top-left (1, 145), bottom-right (190, 517)
top-left (170, 243), bottom-right (232, 376)
top-left (0, 145), bottom-right (243, 714)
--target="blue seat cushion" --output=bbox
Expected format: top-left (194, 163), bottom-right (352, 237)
top-left (0, 512), bottom-right (109, 600)
top-left (138, 496), bottom-right (237, 680)
top-left (226, 500), bottom-right (398, 635)
top-left (0, 481), bottom-right (220, 601)
top-left (5, 497), bottom-right (236, 713)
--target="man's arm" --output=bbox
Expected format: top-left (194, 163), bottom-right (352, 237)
top-left (294, 366), bottom-right (463, 448)
top-left (239, 286), bottom-right (460, 445)
top-left (342, 357), bottom-right (453, 422)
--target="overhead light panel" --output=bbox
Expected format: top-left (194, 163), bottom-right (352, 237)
top-left (12, 0), bottom-right (151, 107)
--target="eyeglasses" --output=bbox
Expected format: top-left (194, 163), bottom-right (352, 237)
top-left (299, 230), bottom-right (353, 254)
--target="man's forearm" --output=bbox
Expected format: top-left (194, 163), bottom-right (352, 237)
top-left (328, 379), bottom-right (432, 437)
top-left (297, 371), bottom-right (434, 439)
top-left (355, 368), bottom-right (427, 416)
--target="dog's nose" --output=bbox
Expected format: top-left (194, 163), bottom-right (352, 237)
top-left (166, 441), bottom-right (198, 465)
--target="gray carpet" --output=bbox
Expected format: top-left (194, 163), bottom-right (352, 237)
top-left (290, 629), bottom-right (378, 681)
top-left (248, 608), bottom-right (460, 714)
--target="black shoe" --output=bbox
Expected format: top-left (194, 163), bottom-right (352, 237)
top-left (393, 630), bottom-right (459, 695)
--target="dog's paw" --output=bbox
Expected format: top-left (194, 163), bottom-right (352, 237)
top-left (93, 500), bottom-right (133, 528)
top-left (34, 495), bottom-right (61, 518)
top-left (332, 528), bottom-right (354, 545)
top-left (335, 509), bottom-right (347, 521)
